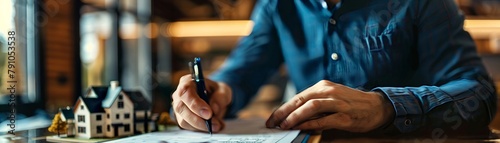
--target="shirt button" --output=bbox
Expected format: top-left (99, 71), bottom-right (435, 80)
top-left (329, 18), bottom-right (336, 25)
top-left (404, 119), bottom-right (412, 126)
top-left (331, 53), bottom-right (339, 61)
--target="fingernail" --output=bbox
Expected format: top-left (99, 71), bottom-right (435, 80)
top-left (266, 118), bottom-right (276, 128)
top-left (200, 109), bottom-right (211, 119)
top-left (267, 122), bottom-right (275, 128)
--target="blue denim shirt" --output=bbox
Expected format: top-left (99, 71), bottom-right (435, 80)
top-left (211, 0), bottom-right (497, 133)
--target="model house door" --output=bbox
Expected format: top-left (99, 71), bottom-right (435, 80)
top-left (114, 126), bottom-right (119, 137)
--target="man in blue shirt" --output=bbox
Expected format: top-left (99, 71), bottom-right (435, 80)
top-left (171, 0), bottom-right (497, 135)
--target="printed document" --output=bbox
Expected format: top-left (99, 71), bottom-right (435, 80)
top-left (106, 118), bottom-right (300, 143)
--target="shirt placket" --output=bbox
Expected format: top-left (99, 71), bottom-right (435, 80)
top-left (324, 1), bottom-right (341, 81)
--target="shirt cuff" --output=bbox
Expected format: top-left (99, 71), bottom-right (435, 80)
top-left (373, 87), bottom-right (423, 133)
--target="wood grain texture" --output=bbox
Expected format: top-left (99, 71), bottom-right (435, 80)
top-left (42, 0), bottom-right (77, 113)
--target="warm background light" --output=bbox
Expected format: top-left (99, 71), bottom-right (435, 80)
top-left (465, 20), bottom-right (500, 38)
top-left (464, 20), bottom-right (500, 53)
top-left (164, 19), bottom-right (500, 38)
top-left (166, 20), bottom-right (254, 37)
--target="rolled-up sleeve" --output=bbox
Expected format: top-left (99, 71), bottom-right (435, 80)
top-left (373, 0), bottom-right (496, 133)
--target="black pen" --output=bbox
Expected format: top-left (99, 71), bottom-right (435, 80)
top-left (189, 57), bottom-right (213, 135)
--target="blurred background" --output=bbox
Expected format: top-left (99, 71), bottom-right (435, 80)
top-left (0, 0), bottom-right (499, 133)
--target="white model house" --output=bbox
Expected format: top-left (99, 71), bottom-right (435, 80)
top-left (62, 81), bottom-right (156, 138)
top-left (59, 107), bottom-right (75, 137)
top-left (124, 91), bottom-right (156, 134)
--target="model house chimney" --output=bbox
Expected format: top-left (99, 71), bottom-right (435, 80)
top-left (110, 81), bottom-right (119, 89)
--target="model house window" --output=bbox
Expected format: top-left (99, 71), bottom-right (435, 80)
top-left (96, 115), bottom-right (102, 121)
top-left (107, 113), bottom-right (110, 119)
top-left (116, 114), bottom-right (120, 119)
top-left (119, 95), bottom-right (123, 100)
top-left (124, 113), bottom-right (130, 119)
top-left (118, 101), bottom-right (124, 108)
top-left (80, 105), bottom-right (84, 110)
top-left (124, 124), bottom-right (130, 132)
top-left (107, 125), bottom-right (110, 131)
top-left (96, 126), bottom-right (102, 134)
top-left (78, 127), bottom-right (86, 133)
top-left (78, 115), bottom-right (85, 122)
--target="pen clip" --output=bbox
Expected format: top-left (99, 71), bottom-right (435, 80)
top-left (190, 57), bottom-right (205, 82)
top-left (188, 62), bottom-right (196, 80)
top-left (193, 57), bottom-right (204, 80)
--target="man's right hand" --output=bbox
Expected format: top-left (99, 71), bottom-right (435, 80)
top-left (172, 74), bottom-right (232, 132)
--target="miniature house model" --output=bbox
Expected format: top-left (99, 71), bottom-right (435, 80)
top-left (59, 107), bottom-right (75, 137)
top-left (60, 81), bottom-right (156, 138)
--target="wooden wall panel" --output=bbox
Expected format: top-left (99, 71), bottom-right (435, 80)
top-left (42, 0), bottom-right (77, 113)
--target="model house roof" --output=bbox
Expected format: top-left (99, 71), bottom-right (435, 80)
top-left (88, 86), bottom-right (109, 100)
top-left (60, 107), bottom-right (74, 120)
top-left (125, 91), bottom-right (151, 110)
top-left (77, 81), bottom-right (147, 113)
top-left (101, 86), bottom-right (121, 107)
top-left (81, 97), bottom-right (105, 113)
top-left (75, 86), bottom-right (109, 113)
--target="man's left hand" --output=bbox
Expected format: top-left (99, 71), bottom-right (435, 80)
top-left (266, 80), bottom-right (395, 132)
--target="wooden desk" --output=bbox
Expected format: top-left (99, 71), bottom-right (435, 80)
top-left (304, 129), bottom-right (500, 143)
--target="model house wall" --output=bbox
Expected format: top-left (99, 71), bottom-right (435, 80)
top-left (89, 113), bottom-right (105, 137)
top-left (102, 91), bottom-right (134, 137)
top-left (74, 100), bottom-right (93, 138)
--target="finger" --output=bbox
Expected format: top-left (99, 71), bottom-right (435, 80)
top-left (172, 74), bottom-right (193, 101)
top-left (211, 101), bottom-right (228, 120)
top-left (266, 80), bottom-right (337, 128)
top-left (209, 82), bottom-right (232, 119)
top-left (176, 112), bottom-right (224, 132)
top-left (210, 101), bottom-right (221, 118)
top-left (209, 87), bottom-right (231, 113)
top-left (293, 113), bottom-right (352, 131)
top-left (174, 101), bottom-right (209, 131)
top-left (266, 93), bottom-right (308, 128)
top-left (279, 99), bottom-right (345, 129)
top-left (209, 81), bottom-right (232, 105)
top-left (179, 74), bottom-right (194, 85)
top-left (211, 118), bottom-right (225, 132)
top-left (177, 119), bottom-right (197, 131)
top-left (266, 87), bottom-right (322, 128)
top-left (204, 78), bottom-right (218, 94)
top-left (176, 74), bottom-right (202, 99)
top-left (177, 81), bottom-right (213, 119)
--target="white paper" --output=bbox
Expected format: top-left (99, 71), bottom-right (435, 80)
top-left (106, 118), bottom-right (300, 143)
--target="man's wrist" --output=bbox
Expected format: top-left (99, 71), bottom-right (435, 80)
top-left (373, 91), bottom-right (395, 129)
